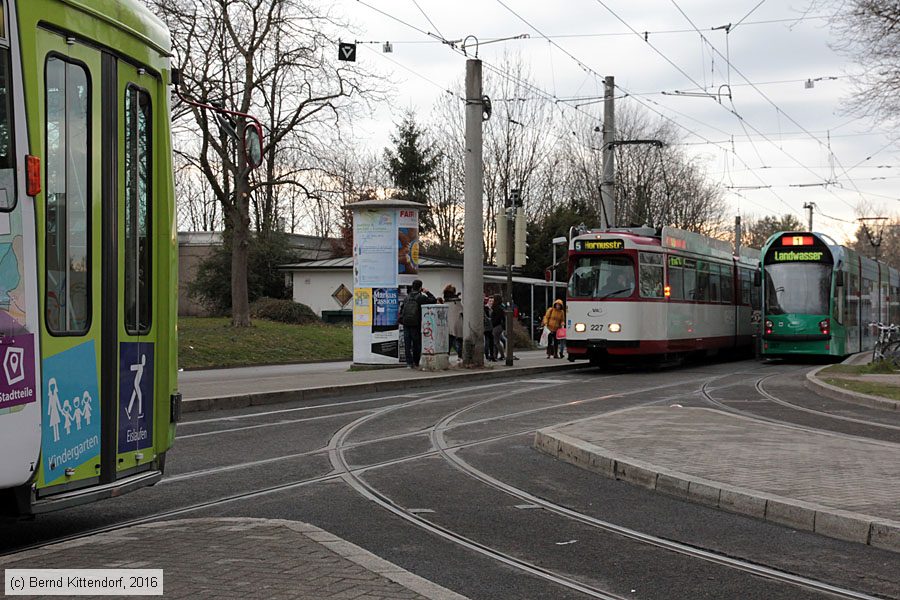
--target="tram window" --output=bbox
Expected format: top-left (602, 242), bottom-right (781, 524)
top-left (667, 265), bottom-right (684, 300)
top-left (696, 262), bottom-right (710, 302)
top-left (45, 57), bottom-right (91, 335)
top-left (683, 259), bottom-right (697, 301)
top-left (124, 86), bottom-right (152, 335)
top-left (739, 269), bottom-right (751, 305)
top-left (639, 252), bottom-right (664, 298)
top-left (721, 267), bottom-right (734, 304)
top-left (568, 255), bottom-right (634, 299)
top-left (709, 264), bottom-right (721, 303)
top-left (0, 48), bottom-right (15, 210)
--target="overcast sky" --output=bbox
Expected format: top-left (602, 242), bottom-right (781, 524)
top-left (333, 0), bottom-right (898, 242)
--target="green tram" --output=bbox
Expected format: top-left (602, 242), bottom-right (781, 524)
top-left (760, 231), bottom-right (900, 358)
top-left (0, 0), bottom-right (178, 515)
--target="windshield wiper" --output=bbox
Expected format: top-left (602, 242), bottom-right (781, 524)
top-left (597, 287), bottom-right (630, 300)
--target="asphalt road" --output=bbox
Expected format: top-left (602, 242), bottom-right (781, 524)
top-left (2, 357), bottom-right (898, 600)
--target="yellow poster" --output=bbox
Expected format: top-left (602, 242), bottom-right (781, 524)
top-left (353, 288), bottom-right (372, 327)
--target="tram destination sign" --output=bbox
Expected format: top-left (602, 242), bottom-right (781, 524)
top-left (771, 250), bottom-right (825, 262)
top-left (574, 239), bottom-right (624, 252)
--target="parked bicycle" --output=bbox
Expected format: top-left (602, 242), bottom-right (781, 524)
top-left (869, 322), bottom-right (900, 367)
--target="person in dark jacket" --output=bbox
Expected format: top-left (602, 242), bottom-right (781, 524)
top-left (399, 279), bottom-right (436, 368)
top-left (483, 301), bottom-right (494, 361)
top-left (490, 294), bottom-right (505, 361)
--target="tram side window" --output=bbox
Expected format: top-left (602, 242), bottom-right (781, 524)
top-left (696, 262), bottom-right (710, 302)
top-left (709, 264), bottom-right (721, 303)
top-left (124, 86), bottom-right (152, 335)
top-left (721, 266), bottom-right (734, 304)
top-left (683, 259), bottom-right (697, 301)
top-left (739, 269), bottom-right (751, 305)
top-left (751, 271), bottom-right (761, 310)
top-left (846, 273), bottom-right (859, 327)
top-left (45, 57), bottom-right (90, 335)
top-left (0, 47), bottom-right (16, 210)
top-left (667, 262), bottom-right (684, 300)
top-left (639, 252), bottom-right (664, 298)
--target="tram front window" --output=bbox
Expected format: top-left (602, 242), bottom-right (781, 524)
top-left (764, 263), bottom-right (831, 315)
top-left (568, 255), bottom-right (635, 299)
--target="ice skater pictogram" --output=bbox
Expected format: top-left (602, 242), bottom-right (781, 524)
top-left (126, 354), bottom-right (146, 419)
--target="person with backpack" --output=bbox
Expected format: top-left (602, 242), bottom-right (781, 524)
top-left (490, 294), bottom-right (506, 361)
top-left (399, 279), bottom-right (436, 369)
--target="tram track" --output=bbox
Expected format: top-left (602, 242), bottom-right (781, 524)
top-left (3, 368), bottom-right (731, 556)
top-left (699, 373), bottom-right (900, 444)
top-left (8, 363), bottom-right (886, 599)
top-left (326, 368), bottom-right (886, 600)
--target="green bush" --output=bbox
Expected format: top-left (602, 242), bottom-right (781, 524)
top-left (511, 320), bottom-right (534, 350)
top-left (250, 297), bottom-right (321, 325)
top-left (190, 231), bottom-right (300, 314)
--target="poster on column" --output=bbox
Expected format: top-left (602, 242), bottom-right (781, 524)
top-left (118, 342), bottom-right (154, 453)
top-left (353, 209), bottom-right (397, 288)
top-left (371, 287), bottom-right (399, 359)
top-left (353, 288), bottom-right (372, 327)
top-left (398, 209), bottom-right (419, 284)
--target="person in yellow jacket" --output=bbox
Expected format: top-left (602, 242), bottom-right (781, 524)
top-left (542, 299), bottom-right (566, 359)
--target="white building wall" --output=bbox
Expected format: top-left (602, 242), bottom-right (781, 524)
top-left (291, 268), bottom-right (466, 317)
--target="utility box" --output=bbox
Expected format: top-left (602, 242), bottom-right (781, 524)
top-left (421, 304), bottom-right (449, 371)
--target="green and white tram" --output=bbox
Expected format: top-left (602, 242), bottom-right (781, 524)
top-left (0, 0), bottom-right (178, 515)
top-left (760, 231), bottom-right (900, 358)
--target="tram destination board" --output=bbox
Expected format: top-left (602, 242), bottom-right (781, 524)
top-left (573, 239), bottom-right (624, 252)
top-left (764, 233), bottom-right (831, 264)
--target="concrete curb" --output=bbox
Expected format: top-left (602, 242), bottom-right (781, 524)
top-left (534, 429), bottom-right (900, 553)
top-left (805, 365), bottom-right (900, 412)
top-left (0, 517), bottom-right (469, 600)
top-left (183, 361), bottom-right (590, 413)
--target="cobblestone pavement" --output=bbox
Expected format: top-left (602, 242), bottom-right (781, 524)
top-left (552, 406), bottom-right (900, 521)
top-left (0, 518), bottom-right (468, 600)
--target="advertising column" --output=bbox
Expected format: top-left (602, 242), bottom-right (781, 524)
top-left (352, 207), bottom-right (398, 364)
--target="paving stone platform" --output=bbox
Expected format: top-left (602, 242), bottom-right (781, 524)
top-left (0, 518), bottom-right (468, 599)
top-left (536, 406), bottom-right (900, 552)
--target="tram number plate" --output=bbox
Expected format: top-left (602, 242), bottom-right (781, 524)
top-left (590, 324), bottom-right (603, 331)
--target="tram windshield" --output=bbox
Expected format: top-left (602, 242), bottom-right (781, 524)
top-left (764, 263), bottom-right (831, 315)
top-left (568, 255), bottom-right (635, 299)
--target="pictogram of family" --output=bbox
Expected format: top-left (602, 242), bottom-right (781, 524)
top-left (46, 378), bottom-right (93, 442)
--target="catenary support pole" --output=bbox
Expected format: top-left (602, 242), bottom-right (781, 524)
top-left (463, 59), bottom-right (485, 367)
top-left (803, 202), bottom-right (814, 231)
top-left (506, 203), bottom-right (514, 367)
top-left (601, 75), bottom-right (616, 228)
top-left (734, 215), bottom-right (742, 254)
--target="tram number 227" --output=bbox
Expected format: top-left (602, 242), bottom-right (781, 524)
top-left (590, 324), bottom-right (603, 332)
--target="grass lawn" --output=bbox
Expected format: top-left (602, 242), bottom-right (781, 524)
top-left (819, 361), bottom-right (900, 376)
top-left (179, 317), bottom-right (352, 370)
top-left (821, 378), bottom-right (900, 402)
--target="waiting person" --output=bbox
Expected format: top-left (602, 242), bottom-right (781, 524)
top-left (556, 320), bottom-right (567, 359)
top-left (444, 284), bottom-right (463, 360)
top-left (483, 300), bottom-right (495, 361)
top-left (399, 279), bottom-right (436, 369)
top-left (542, 299), bottom-right (566, 359)
top-left (491, 294), bottom-right (506, 361)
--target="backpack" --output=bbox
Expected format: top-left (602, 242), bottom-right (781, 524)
top-left (400, 292), bottom-right (421, 326)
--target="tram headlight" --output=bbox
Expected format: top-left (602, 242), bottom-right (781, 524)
top-left (765, 319), bottom-right (773, 335)
top-left (608, 323), bottom-right (621, 333)
top-left (819, 318), bottom-right (830, 335)
top-left (574, 323), bottom-right (586, 333)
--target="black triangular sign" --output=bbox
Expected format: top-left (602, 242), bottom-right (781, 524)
top-left (338, 42), bottom-right (356, 62)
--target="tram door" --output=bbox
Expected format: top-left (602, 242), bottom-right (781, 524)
top-left (110, 59), bottom-right (159, 478)
top-left (36, 31), bottom-right (158, 494)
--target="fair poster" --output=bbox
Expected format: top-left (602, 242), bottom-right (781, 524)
top-left (353, 288), bottom-right (373, 327)
top-left (398, 209), bottom-right (419, 280)
top-left (353, 209), bottom-right (397, 288)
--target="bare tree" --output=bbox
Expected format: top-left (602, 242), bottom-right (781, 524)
top-left (826, 1), bottom-right (900, 132)
top-left (152, 0), bottom-right (381, 326)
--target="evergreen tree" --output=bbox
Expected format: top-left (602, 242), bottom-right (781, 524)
top-left (384, 113), bottom-right (439, 232)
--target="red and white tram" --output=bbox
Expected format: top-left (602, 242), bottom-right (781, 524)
top-left (564, 227), bottom-right (760, 363)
